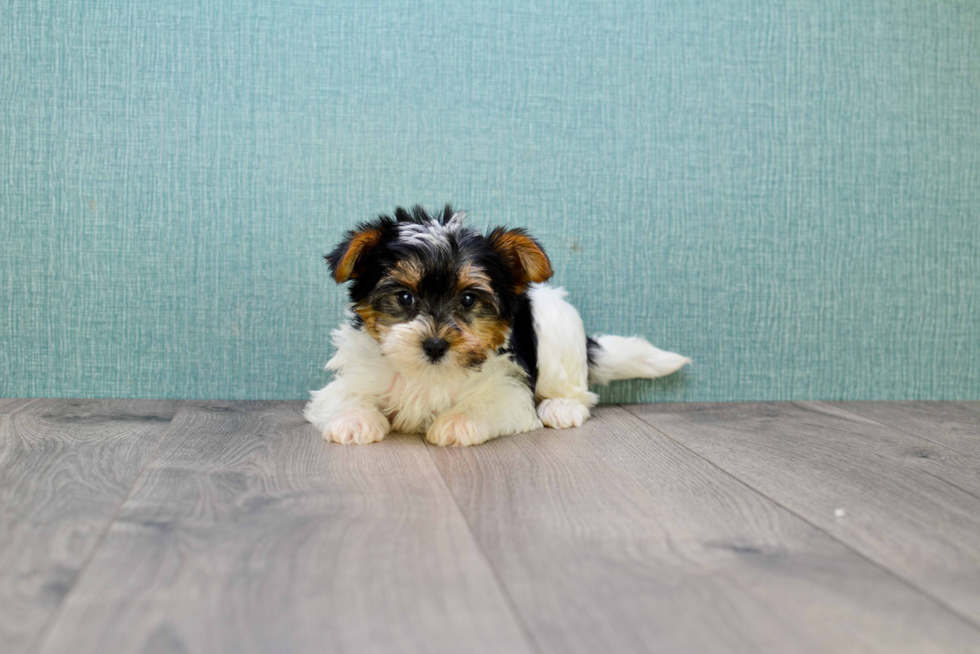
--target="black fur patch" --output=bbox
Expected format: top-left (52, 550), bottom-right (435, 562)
top-left (503, 294), bottom-right (538, 392)
top-left (325, 205), bottom-right (546, 390)
top-left (586, 336), bottom-right (601, 368)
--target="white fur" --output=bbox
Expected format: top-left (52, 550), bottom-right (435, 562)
top-left (305, 323), bottom-right (541, 446)
top-left (397, 212), bottom-right (466, 252)
top-left (587, 335), bottom-right (691, 385)
top-left (307, 284), bottom-right (689, 446)
top-left (535, 397), bottom-right (590, 428)
top-left (527, 284), bottom-right (599, 428)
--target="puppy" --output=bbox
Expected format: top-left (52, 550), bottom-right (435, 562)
top-left (305, 205), bottom-right (689, 446)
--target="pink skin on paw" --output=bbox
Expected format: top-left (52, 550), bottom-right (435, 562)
top-left (536, 398), bottom-right (590, 429)
top-left (426, 412), bottom-right (487, 447)
top-left (324, 410), bottom-right (388, 445)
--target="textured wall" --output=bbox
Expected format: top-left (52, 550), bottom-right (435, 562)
top-left (2, 1), bottom-right (979, 402)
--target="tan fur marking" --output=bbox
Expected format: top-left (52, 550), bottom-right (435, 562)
top-left (354, 260), bottom-right (424, 343)
top-left (389, 258), bottom-right (424, 290)
top-left (487, 228), bottom-right (553, 291)
top-left (354, 303), bottom-right (396, 341)
top-left (456, 262), bottom-right (496, 300)
top-left (334, 228), bottom-right (384, 283)
top-left (448, 315), bottom-right (510, 366)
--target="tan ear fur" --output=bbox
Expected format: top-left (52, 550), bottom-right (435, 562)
top-left (487, 228), bottom-right (553, 291)
top-left (332, 227), bottom-right (384, 283)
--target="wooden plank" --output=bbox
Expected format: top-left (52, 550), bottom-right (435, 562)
top-left (36, 402), bottom-right (534, 654)
top-left (0, 399), bottom-right (178, 654)
top-left (626, 401), bottom-right (980, 628)
top-left (0, 398), bottom-right (42, 413)
top-left (427, 406), bottom-right (980, 654)
top-left (827, 401), bottom-right (980, 456)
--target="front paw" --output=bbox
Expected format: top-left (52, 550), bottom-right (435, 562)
top-left (426, 412), bottom-right (490, 447)
top-left (537, 398), bottom-right (590, 429)
top-left (324, 409), bottom-right (389, 445)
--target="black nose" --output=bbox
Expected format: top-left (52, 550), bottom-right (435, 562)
top-left (422, 337), bottom-right (449, 361)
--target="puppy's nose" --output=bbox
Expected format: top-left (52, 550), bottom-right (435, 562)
top-left (422, 337), bottom-right (449, 362)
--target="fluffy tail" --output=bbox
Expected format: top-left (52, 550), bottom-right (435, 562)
top-left (587, 335), bottom-right (691, 385)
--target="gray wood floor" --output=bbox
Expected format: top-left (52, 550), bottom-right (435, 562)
top-left (1, 399), bottom-right (979, 654)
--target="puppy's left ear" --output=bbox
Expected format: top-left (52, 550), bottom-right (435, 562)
top-left (487, 227), bottom-right (553, 291)
top-left (326, 221), bottom-right (388, 283)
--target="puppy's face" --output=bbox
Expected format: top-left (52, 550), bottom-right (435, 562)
top-left (326, 205), bottom-right (552, 374)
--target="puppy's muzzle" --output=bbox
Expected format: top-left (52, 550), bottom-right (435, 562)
top-left (422, 337), bottom-right (449, 362)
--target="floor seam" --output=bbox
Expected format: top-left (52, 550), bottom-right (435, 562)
top-left (26, 402), bottom-right (188, 654)
top-left (616, 403), bottom-right (980, 634)
top-left (420, 435), bottom-right (546, 654)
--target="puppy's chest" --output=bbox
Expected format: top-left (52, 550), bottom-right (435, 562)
top-left (381, 371), bottom-right (463, 432)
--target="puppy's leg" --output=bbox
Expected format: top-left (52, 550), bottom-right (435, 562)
top-left (426, 373), bottom-right (541, 447)
top-left (528, 284), bottom-right (599, 429)
top-left (304, 377), bottom-right (390, 445)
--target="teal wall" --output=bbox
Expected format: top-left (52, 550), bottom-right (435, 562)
top-left (2, 1), bottom-right (979, 402)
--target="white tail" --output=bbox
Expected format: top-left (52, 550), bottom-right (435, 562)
top-left (588, 335), bottom-right (690, 385)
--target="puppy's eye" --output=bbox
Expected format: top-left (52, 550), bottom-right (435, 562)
top-left (396, 291), bottom-right (415, 307)
top-left (460, 292), bottom-right (476, 308)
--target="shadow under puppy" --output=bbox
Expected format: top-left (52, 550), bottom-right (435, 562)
top-left (305, 205), bottom-right (689, 446)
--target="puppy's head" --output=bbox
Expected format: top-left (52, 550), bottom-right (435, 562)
top-left (326, 205), bottom-right (552, 374)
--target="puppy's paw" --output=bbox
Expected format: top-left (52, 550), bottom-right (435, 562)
top-left (324, 409), bottom-right (389, 445)
top-left (537, 398), bottom-right (591, 429)
top-left (426, 412), bottom-right (490, 447)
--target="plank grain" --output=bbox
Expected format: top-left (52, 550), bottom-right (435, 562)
top-left (426, 406), bottom-right (980, 654)
top-left (625, 401), bottom-right (980, 628)
top-left (35, 402), bottom-right (533, 654)
top-left (827, 401), bottom-right (980, 457)
top-left (0, 399), bottom-right (44, 413)
top-left (0, 399), bottom-right (178, 654)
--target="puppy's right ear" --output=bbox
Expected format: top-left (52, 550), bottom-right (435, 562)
top-left (325, 220), bottom-right (389, 283)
